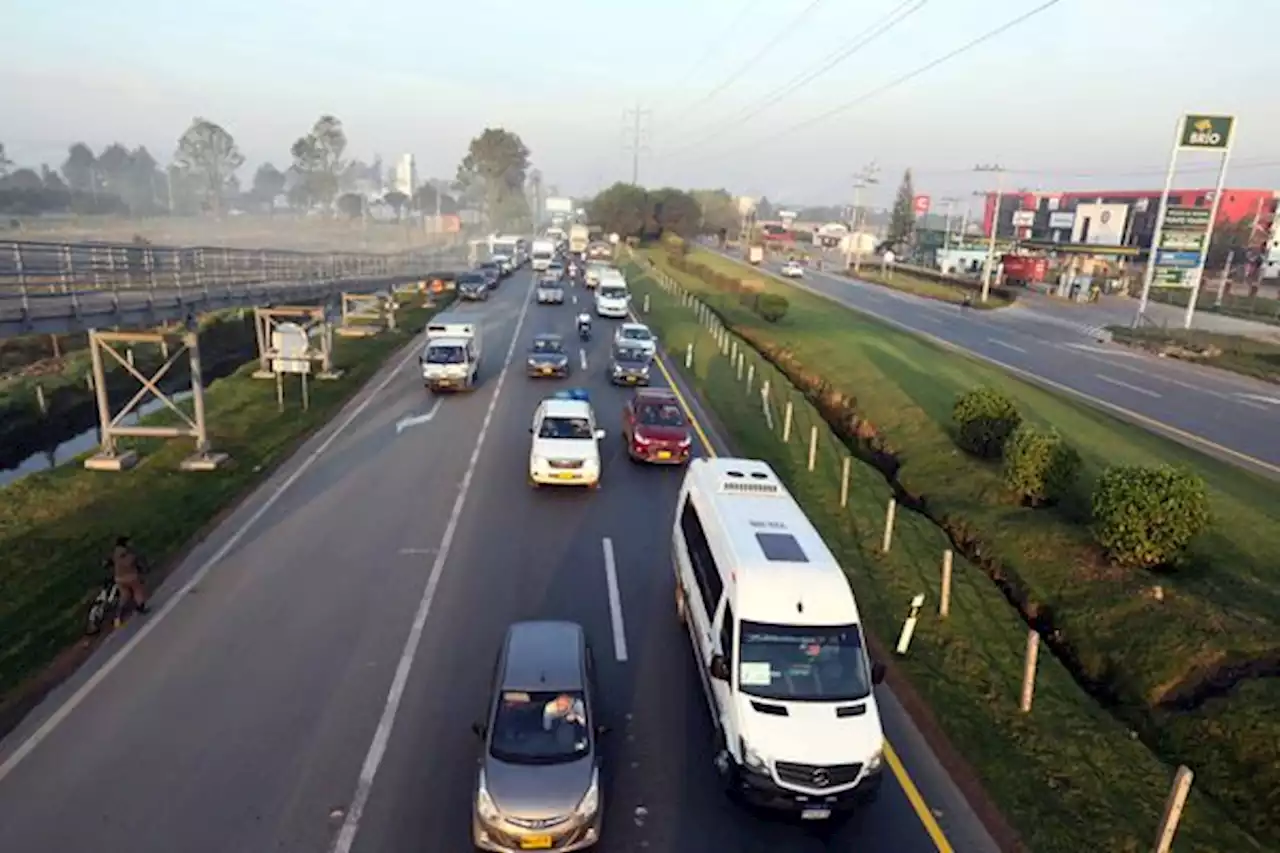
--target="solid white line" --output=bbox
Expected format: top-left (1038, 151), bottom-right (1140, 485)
top-left (579, 348), bottom-right (588, 371)
top-left (1237, 392), bottom-right (1280, 406)
top-left (920, 315), bottom-right (943, 324)
top-left (393, 397), bottom-right (443, 434)
top-left (988, 338), bottom-right (1027, 354)
top-left (330, 273), bottom-right (538, 853)
top-left (602, 538), bottom-right (628, 663)
top-left (0, 323), bottom-right (427, 783)
top-left (1095, 373), bottom-right (1162, 398)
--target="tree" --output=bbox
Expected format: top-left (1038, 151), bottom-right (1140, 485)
top-left (412, 183), bottom-right (459, 215)
top-left (290, 115), bottom-right (347, 210)
top-left (62, 143), bottom-right (97, 193)
top-left (173, 117), bottom-right (245, 214)
top-left (691, 189), bottom-right (739, 237)
top-left (587, 182), bottom-right (650, 239)
top-left (250, 163), bottom-right (286, 210)
top-left (456, 127), bottom-right (531, 229)
top-left (887, 168), bottom-right (916, 247)
top-left (756, 196), bottom-right (775, 221)
top-left (41, 165), bottom-right (67, 192)
top-left (0, 142), bottom-right (11, 177)
top-left (647, 187), bottom-right (701, 238)
top-left (0, 168), bottom-right (43, 191)
top-left (384, 190), bottom-right (408, 219)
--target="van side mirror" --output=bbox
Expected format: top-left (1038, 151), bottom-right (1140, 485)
top-left (594, 429), bottom-right (607, 440)
top-left (709, 655), bottom-right (730, 682)
top-left (871, 662), bottom-right (886, 686)
top-left (529, 426), bottom-right (534, 434)
top-left (471, 722), bottom-right (487, 739)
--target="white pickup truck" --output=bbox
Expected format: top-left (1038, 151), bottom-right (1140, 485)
top-left (421, 316), bottom-right (483, 392)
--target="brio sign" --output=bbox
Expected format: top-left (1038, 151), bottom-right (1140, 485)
top-left (1179, 115), bottom-right (1234, 150)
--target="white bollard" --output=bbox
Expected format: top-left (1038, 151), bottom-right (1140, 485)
top-left (746, 363), bottom-right (754, 393)
top-left (939, 550), bottom-right (953, 618)
top-left (782, 401), bottom-right (794, 442)
top-left (896, 594), bottom-right (926, 655)
top-left (807, 426), bottom-right (818, 471)
top-left (685, 343), bottom-right (693, 368)
top-left (882, 498), bottom-right (897, 552)
top-left (1020, 630), bottom-right (1040, 713)
top-left (839, 457), bottom-right (851, 508)
top-left (736, 354), bottom-right (743, 381)
top-left (643, 293), bottom-right (650, 313)
top-left (1153, 767), bottom-right (1195, 853)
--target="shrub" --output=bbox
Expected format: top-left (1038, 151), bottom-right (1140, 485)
top-left (1003, 424), bottom-right (1081, 506)
top-left (1091, 465), bottom-right (1211, 569)
top-left (952, 387), bottom-right (1021, 458)
top-left (755, 293), bottom-right (789, 322)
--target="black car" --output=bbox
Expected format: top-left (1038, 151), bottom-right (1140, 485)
top-left (478, 260), bottom-right (504, 282)
top-left (609, 345), bottom-right (652, 386)
top-left (457, 272), bottom-right (490, 301)
top-left (476, 265), bottom-right (501, 289)
top-left (526, 334), bottom-right (571, 378)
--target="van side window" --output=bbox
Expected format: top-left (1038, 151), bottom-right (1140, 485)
top-left (680, 499), bottom-right (724, 607)
top-left (719, 602), bottom-right (735, 665)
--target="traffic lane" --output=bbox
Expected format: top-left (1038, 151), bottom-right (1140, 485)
top-left (0, 280), bottom-right (535, 853)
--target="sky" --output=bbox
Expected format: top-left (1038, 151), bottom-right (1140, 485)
top-left (2, 0), bottom-right (1277, 212)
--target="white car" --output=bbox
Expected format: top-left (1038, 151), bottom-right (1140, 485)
top-left (528, 396), bottom-right (606, 487)
top-left (491, 254), bottom-right (514, 274)
top-left (613, 322), bottom-right (657, 356)
top-left (595, 283), bottom-right (629, 319)
top-left (781, 261), bottom-right (804, 278)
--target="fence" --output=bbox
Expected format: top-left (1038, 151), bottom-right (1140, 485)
top-left (628, 249), bottom-right (1202, 853)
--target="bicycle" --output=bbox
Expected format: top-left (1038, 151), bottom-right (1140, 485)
top-left (85, 576), bottom-right (121, 636)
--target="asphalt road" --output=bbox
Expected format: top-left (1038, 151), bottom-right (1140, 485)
top-left (0, 267), bottom-right (998, 853)
top-left (745, 254), bottom-right (1280, 477)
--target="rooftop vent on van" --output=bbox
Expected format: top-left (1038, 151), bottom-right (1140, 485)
top-left (718, 469), bottom-right (781, 496)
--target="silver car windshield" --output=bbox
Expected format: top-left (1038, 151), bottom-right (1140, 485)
top-left (538, 417), bottom-right (592, 440)
top-left (490, 690), bottom-right (589, 765)
top-left (737, 621), bottom-right (871, 702)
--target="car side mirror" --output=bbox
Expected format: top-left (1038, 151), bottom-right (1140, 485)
top-left (529, 426), bottom-right (535, 434)
top-left (471, 722), bottom-right (487, 739)
top-left (871, 662), bottom-right (886, 685)
top-left (709, 655), bottom-right (730, 682)
top-left (594, 429), bottom-right (606, 440)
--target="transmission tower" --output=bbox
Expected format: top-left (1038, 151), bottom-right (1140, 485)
top-left (622, 104), bottom-right (653, 185)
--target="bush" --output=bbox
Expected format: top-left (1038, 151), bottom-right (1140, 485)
top-left (1003, 424), bottom-right (1082, 506)
top-left (952, 387), bottom-right (1022, 458)
top-left (1091, 465), bottom-right (1211, 569)
top-left (755, 293), bottom-right (789, 322)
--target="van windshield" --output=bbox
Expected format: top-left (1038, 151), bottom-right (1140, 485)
top-left (736, 621), bottom-right (871, 702)
top-left (599, 286), bottom-right (627, 299)
top-left (425, 344), bottom-right (466, 365)
top-left (490, 690), bottom-right (590, 765)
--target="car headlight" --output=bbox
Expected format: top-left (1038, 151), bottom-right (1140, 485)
top-left (677, 436), bottom-right (691, 447)
top-left (740, 738), bottom-right (769, 773)
top-left (574, 767), bottom-right (600, 817)
top-left (865, 747), bottom-right (884, 773)
top-left (528, 358), bottom-right (538, 366)
top-left (476, 770), bottom-right (501, 823)
top-left (633, 434), bottom-right (650, 445)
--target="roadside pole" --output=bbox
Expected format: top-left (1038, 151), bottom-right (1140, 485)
top-left (976, 164), bottom-right (1005, 303)
top-left (1182, 120), bottom-right (1236, 329)
top-left (850, 162), bottom-right (879, 274)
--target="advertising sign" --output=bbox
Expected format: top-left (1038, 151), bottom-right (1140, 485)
top-left (1011, 210), bottom-right (1035, 228)
top-left (1179, 115), bottom-right (1235, 150)
top-left (912, 195), bottom-right (931, 216)
top-left (1048, 212), bottom-right (1075, 230)
top-left (1155, 250), bottom-right (1203, 268)
top-left (1163, 206), bottom-right (1210, 230)
top-left (544, 196), bottom-right (574, 214)
top-left (1071, 203), bottom-right (1129, 245)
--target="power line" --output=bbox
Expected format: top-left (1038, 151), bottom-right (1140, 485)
top-left (661, 0), bottom-right (830, 128)
top-left (665, 0), bottom-right (765, 91)
top-left (661, 0), bottom-right (928, 156)
top-left (671, 0), bottom-right (1063, 164)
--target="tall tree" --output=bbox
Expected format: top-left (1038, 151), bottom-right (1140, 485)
top-left (756, 196), bottom-right (775, 220)
top-left (455, 127), bottom-right (531, 229)
top-left (173, 117), bottom-right (244, 214)
top-left (251, 163), bottom-right (287, 210)
top-left (586, 183), bottom-right (651, 239)
top-left (383, 190), bottom-right (408, 219)
top-left (691, 189), bottom-right (739, 238)
top-left (41, 164), bottom-right (67, 192)
top-left (886, 168), bottom-right (916, 246)
top-left (62, 143), bottom-right (97, 193)
top-left (290, 115), bottom-right (347, 210)
top-left (647, 187), bottom-right (702, 238)
top-left (0, 168), bottom-right (42, 191)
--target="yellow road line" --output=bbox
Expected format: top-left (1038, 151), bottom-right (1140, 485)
top-left (648, 345), bottom-right (955, 853)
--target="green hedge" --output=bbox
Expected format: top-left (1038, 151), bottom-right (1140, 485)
top-left (952, 387), bottom-right (1021, 459)
top-left (1003, 424), bottom-right (1081, 506)
top-left (1091, 465), bottom-right (1212, 569)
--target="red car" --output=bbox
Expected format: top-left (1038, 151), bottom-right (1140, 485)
top-left (623, 388), bottom-right (693, 464)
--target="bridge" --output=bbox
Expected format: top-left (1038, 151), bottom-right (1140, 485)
top-left (1, 237), bottom-right (467, 472)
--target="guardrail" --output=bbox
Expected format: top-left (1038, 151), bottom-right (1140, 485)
top-left (0, 238), bottom-right (466, 336)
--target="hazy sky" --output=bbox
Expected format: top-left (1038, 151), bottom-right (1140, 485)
top-left (3, 0), bottom-right (1276, 210)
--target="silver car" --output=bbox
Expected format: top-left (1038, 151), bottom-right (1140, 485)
top-left (472, 621), bottom-right (605, 852)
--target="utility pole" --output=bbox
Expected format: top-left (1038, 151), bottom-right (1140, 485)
top-left (848, 162), bottom-right (880, 273)
top-left (623, 104), bottom-right (652, 185)
top-left (975, 164), bottom-right (1006, 303)
top-left (941, 196), bottom-right (962, 252)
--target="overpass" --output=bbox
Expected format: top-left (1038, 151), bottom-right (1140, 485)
top-left (0, 237), bottom-right (467, 472)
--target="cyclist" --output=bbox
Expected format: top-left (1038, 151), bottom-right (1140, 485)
top-left (105, 535), bottom-right (150, 628)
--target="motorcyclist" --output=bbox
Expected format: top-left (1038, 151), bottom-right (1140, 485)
top-left (577, 313), bottom-right (592, 339)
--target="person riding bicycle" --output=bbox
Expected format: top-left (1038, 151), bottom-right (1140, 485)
top-left (104, 535), bottom-right (150, 628)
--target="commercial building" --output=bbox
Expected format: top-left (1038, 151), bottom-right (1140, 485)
top-left (392, 154), bottom-right (417, 197)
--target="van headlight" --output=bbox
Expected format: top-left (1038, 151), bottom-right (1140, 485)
top-left (865, 747), bottom-right (883, 773)
top-left (740, 737), bottom-right (769, 774)
top-left (476, 770), bottom-right (501, 823)
top-left (574, 767), bottom-right (600, 818)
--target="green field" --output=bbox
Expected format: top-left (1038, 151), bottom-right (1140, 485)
top-left (0, 297), bottom-right (445, 714)
top-left (628, 245), bottom-right (1277, 850)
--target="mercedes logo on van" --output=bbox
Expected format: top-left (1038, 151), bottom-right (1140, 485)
top-left (811, 768), bottom-right (831, 787)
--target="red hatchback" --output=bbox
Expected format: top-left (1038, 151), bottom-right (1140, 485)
top-left (623, 389), bottom-right (693, 465)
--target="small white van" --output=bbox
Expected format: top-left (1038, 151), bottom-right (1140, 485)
top-left (421, 316), bottom-right (483, 392)
top-left (594, 273), bottom-right (629, 319)
top-left (671, 457), bottom-right (886, 819)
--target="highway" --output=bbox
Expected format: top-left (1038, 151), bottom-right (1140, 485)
top-left (0, 266), bottom-right (998, 853)
top-left (742, 253), bottom-right (1280, 477)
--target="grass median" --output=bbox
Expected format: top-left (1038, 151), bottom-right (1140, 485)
top-left (628, 248), bottom-right (1273, 851)
top-left (0, 296), bottom-right (447, 716)
top-left (846, 264), bottom-right (1014, 309)
top-left (1107, 325), bottom-right (1280, 384)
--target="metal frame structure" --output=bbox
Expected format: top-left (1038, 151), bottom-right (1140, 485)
top-left (83, 322), bottom-right (229, 472)
top-left (250, 306), bottom-right (341, 380)
top-left (338, 292), bottom-right (396, 337)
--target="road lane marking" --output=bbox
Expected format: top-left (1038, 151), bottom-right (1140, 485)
top-left (0, 307), bottom-right (434, 783)
top-left (1059, 342), bottom-right (1141, 357)
top-left (1095, 374), bottom-right (1162, 398)
top-left (572, 294), bottom-right (578, 305)
top-left (602, 538), bottom-right (628, 663)
top-left (580, 348), bottom-right (589, 371)
top-left (645, 338), bottom-right (954, 853)
top-left (393, 397), bottom-right (443, 434)
top-left (920, 315), bottom-right (943, 324)
top-left (987, 338), bottom-right (1026, 354)
top-left (1238, 392), bottom-right (1280, 405)
top-left (331, 274), bottom-right (539, 853)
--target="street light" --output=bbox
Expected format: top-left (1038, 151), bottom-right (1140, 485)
top-left (975, 164), bottom-right (1006, 302)
top-left (941, 196), bottom-right (963, 252)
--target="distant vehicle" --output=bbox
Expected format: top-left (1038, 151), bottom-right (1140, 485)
top-left (478, 261), bottom-right (504, 283)
top-left (536, 278), bottom-right (565, 305)
top-left (531, 239), bottom-right (556, 272)
top-left (490, 235), bottom-right (528, 266)
top-left (623, 388), bottom-right (692, 464)
top-left (457, 272), bottom-right (490, 301)
top-left (609, 345), bottom-right (652, 386)
top-left (613, 322), bottom-right (656, 356)
top-left (594, 283), bottom-right (629, 319)
top-left (528, 396), bottom-right (606, 488)
top-left (476, 265), bottom-right (500, 288)
top-left (584, 262), bottom-right (611, 288)
top-left (421, 316), bottom-right (482, 392)
top-left (491, 253), bottom-right (514, 275)
top-left (587, 241), bottom-right (612, 261)
top-left (748, 245), bottom-right (764, 265)
top-left (471, 621), bottom-right (605, 851)
top-left (569, 224), bottom-right (591, 255)
top-left (780, 260), bottom-right (804, 278)
top-left (546, 261), bottom-right (565, 280)
top-left (526, 334), bottom-right (571, 379)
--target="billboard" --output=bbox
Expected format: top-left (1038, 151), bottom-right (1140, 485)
top-left (1071, 203), bottom-right (1129, 245)
top-left (1048, 212), bottom-right (1075, 230)
top-left (1011, 210), bottom-right (1035, 228)
top-left (544, 196), bottom-right (573, 214)
top-left (912, 195), bottom-right (931, 216)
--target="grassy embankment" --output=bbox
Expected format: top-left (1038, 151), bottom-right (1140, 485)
top-left (0, 295), bottom-right (448, 711)
top-left (625, 246), bottom-right (1274, 852)
top-left (1108, 326), bottom-right (1280, 384)
top-left (849, 264), bottom-right (1015, 309)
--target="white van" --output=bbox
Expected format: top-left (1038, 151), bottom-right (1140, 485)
top-left (421, 315), bottom-right (483, 392)
top-left (594, 273), bottom-right (629, 319)
top-left (672, 457), bottom-right (886, 818)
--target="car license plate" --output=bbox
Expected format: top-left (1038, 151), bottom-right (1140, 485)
top-left (626, 376), bottom-right (636, 383)
top-left (437, 380), bottom-right (451, 387)
top-left (542, 367), bottom-right (554, 374)
top-left (657, 450), bottom-right (671, 460)
top-left (555, 472), bottom-right (575, 479)
top-left (520, 835), bottom-right (553, 850)
top-left (801, 807), bottom-right (831, 820)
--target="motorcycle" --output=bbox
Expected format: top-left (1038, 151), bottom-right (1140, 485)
top-left (577, 315), bottom-right (592, 341)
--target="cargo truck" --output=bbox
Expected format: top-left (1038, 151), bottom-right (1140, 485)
top-left (748, 245), bottom-right (764, 265)
top-left (531, 239), bottom-right (556, 271)
top-left (569, 224), bottom-right (590, 255)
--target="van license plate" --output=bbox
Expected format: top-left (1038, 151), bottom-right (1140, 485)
top-left (520, 835), bottom-right (553, 849)
top-left (801, 807), bottom-right (831, 820)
